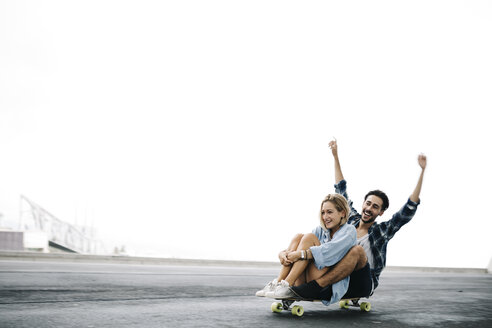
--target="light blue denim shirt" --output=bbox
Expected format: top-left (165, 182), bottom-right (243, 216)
top-left (310, 223), bottom-right (357, 305)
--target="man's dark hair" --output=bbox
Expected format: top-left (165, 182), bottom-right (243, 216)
top-left (364, 190), bottom-right (389, 212)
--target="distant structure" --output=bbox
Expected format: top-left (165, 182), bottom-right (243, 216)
top-left (18, 195), bottom-right (106, 254)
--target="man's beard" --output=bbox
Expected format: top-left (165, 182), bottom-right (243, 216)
top-left (362, 215), bottom-right (377, 223)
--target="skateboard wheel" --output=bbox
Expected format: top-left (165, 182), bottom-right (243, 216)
top-left (291, 305), bottom-right (304, 317)
top-left (271, 302), bottom-right (283, 313)
top-left (360, 302), bottom-right (371, 312)
top-left (339, 300), bottom-right (350, 309)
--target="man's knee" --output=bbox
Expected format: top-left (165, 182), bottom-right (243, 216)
top-left (350, 245), bottom-right (364, 255)
top-left (345, 245), bottom-right (366, 261)
top-left (350, 245), bottom-right (368, 269)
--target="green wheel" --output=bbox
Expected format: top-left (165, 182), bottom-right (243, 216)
top-left (360, 302), bottom-right (371, 312)
top-left (291, 305), bottom-right (304, 317)
top-left (339, 300), bottom-right (350, 309)
top-left (271, 302), bottom-right (283, 313)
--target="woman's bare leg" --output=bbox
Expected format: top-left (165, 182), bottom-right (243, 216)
top-left (284, 233), bottom-right (325, 286)
top-left (276, 233), bottom-right (303, 281)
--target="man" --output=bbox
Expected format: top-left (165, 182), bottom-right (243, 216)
top-left (290, 139), bottom-right (427, 300)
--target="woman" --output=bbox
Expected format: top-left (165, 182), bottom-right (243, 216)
top-left (256, 193), bottom-right (356, 304)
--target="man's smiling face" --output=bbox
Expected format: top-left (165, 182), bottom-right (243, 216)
top-left (361, 195), bottom-right (384, 223)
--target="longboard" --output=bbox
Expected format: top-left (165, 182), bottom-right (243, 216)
top-left (270, 297), bottom-right (371, 317)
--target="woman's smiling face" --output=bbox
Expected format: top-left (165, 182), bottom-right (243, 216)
top-left (320, 201), bottom-right (345, 232)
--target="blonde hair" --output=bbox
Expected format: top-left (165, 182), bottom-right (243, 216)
top-left (319, 193), bottom-right (350, 229)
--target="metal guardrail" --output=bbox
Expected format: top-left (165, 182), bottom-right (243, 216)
top-left (19, 196), bottom-right (106, 254)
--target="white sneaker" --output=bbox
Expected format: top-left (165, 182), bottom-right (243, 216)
top-left (273, 285), bottom-right (297, 299)
top-left (255, 279), bottom-right (278, 297)
top-left (266, 279), bottom-right (294, 299)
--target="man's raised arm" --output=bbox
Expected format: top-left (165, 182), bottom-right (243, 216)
top-left (329, 139), bottom-right (344, 184)
top-left (410, 154), bottom-right (427, 203)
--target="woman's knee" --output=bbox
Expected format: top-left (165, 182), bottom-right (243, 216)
top-left (287, 233), bottom-right (304, 251)
top-left (301, 233), bottom-right (317, 240)
top-left (292, 233), bottom-right (304, 242)
top-left (299, 233), bottom-right (321, 246)
top-left (289, 233), bottom-right (304, 246)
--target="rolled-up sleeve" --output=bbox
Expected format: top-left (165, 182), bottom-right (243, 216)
top-left (310, 224), bottom-right (357, 270)
top-left (381, 198), bottom-right (420, 240)
top-left (334, 180), bottom-right (359, 221)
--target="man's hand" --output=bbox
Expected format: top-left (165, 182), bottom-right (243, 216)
top-left (329, 138), bottom-right (338, 157)
top-left (418, 153), bottom-right (427, 170)
top-left (410, 153), bottom-right (427, 203)
top-left (330, 138), bottom-right (345, 183)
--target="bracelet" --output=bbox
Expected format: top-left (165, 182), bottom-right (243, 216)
top-left (301, 250), bottom-right (305, 260)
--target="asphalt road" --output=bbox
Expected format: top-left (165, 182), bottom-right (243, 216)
top-left (0, 259), bottom-right (491, 327)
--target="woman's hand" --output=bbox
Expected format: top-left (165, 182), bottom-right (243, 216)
top-left (286, 250), bottom-right (302, 263)
top-left (279, 250), bottom-right (293, 266)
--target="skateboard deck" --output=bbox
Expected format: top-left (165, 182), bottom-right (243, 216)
top-left (270, 297), bottom-right (371, 317)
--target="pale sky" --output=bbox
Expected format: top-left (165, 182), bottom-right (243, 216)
top-left (1, 1), bottom-right (491, 268)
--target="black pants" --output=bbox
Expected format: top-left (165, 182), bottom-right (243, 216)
top-left (342, 262), bottom-right (373, 299)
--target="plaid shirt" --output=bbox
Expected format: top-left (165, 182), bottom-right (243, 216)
top-left (335, 180), bottom-right (420, 290)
